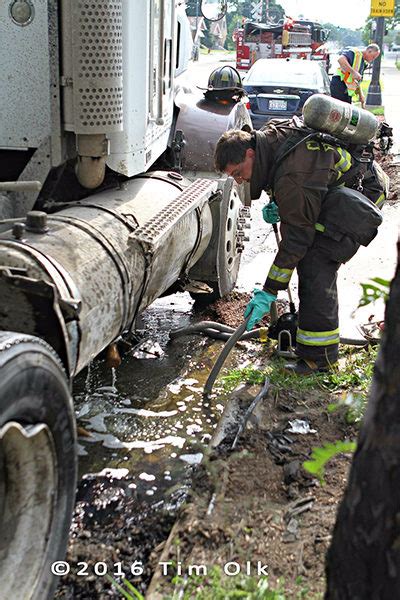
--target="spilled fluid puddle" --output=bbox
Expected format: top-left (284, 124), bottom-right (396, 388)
top-left (73, 293), bottom-right (236, 511)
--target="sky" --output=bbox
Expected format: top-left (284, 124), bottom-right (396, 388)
top-left (276, 0), bottom-right (372, 29)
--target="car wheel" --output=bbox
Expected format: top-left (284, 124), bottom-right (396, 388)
top-left (0, 332), bottom-right (77, 600)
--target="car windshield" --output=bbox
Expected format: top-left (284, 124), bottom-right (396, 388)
top-left (245, 61), bottom-right (320, 87)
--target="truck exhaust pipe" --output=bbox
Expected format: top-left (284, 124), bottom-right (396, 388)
top-left (75, 134), bottom-right (109, 189)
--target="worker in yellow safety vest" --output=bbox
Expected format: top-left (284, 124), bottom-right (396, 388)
top-left (330, 44), bottom-right (380, 108)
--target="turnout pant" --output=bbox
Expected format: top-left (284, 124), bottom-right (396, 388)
top-left (295, 233), bottom-right (360, 366)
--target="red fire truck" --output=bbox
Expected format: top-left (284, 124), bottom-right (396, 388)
top-left (235, 17), bottom-right (330, 72)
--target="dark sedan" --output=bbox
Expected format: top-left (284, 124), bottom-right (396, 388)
top-left (243, 58), bottom-right (331, 129)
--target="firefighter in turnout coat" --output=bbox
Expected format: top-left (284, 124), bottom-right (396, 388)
top-left (214, 118), bottom-right (386, 375)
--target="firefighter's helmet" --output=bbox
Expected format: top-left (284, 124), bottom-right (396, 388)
top-left (207, 66), bottom-right (243, 91)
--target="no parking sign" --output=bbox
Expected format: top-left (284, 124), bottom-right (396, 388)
top-left (370, 0), bottom-right (395, 17)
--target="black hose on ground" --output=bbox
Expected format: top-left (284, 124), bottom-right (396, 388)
top-left (203, 318), bottom-right (250, 396)
top-left (198, 329), bottom-right (261, 341)
top-left (170, 321), bottom-right (375, 346)
top-left (172, 325), bottom-right (262, 341)
top-left (170, 321), bottom-right (236, 338)
top-left (340, 337), bottom-right (376, 346)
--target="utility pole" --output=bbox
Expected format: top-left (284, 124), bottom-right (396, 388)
top-left (264, 0), bottom-right (269, 22)
top-left (366, 16), bottom-right (385, 106)
top-left (194, 0), bottom-right (200, 61)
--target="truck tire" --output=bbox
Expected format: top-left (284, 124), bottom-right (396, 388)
top-left (0, 332), bottom-right (77, 600)
top-left (189, 178), bottom-right (246, 303)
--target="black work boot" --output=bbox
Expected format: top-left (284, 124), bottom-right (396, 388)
top-left (283, 358), bottom-right (332, 376)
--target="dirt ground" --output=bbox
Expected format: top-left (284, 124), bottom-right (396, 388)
top-left (146, 380), bottom-right (356, 599)
top-left (377, 152), bottom-right (399, 204)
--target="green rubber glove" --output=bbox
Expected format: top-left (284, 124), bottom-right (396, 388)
top-left (244, 288), bottom-right (277, 331)
top-left (262, 201), bottom-right (280, 224)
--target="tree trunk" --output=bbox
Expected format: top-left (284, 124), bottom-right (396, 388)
top-left (326, 239), bottom-right (400, 600)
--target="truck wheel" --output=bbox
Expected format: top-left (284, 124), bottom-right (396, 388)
top-left (0, 332), bottom-right (77, 600)
top-left (189, 178), bottom-right (247, 303)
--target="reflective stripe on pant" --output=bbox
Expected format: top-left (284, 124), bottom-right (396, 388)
top-left (296, 233), bottom-right (360, 366)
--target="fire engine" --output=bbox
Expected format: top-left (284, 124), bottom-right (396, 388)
top-left (235, 17), bottom-right (330, 71)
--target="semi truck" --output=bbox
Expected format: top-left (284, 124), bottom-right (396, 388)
top-left (0, 1), bottom-right (251, 598)
top-left (235, 17), bottom-right (330, 71)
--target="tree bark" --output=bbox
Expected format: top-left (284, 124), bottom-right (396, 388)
top-left (326, 239), bottom-right (400, 600)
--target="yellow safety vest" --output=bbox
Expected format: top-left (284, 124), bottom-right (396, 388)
top-left (336, 49), bottom-right (363, 96)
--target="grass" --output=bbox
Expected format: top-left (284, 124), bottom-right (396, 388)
top-left (221, 345), bottom-right (378, 399)
top-left (357, 79), bottom-right (385, 113)
top-left (359, 78), bottom-right (384, 94)
top-left (220, 343), bottom-right (378, 484)
top-left (163, 568), bottom-right (321, 600)
top-left (106, 569), bottom-right (323, 599)
top-left (106, 575), bottom-right (144, 599)
top-left (396, 59), bottom-right (400, 70)
top-left (366, 106), bottom-right (385, 116)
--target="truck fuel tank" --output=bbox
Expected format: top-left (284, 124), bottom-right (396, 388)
top-left (0, 173), bottom-right (215, 376)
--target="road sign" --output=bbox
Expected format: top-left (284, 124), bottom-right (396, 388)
top-left (370, 0), bottom-right (395, 17)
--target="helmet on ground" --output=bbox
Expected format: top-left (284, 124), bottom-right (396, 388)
top-left (207, 66), bottom-right (243, 90)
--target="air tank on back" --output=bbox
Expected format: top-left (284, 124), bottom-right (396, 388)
top-left (302, 94), bottom-right (379, 144)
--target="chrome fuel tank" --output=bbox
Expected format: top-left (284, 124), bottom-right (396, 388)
top-left (0, 173), bottom-right (215, 375)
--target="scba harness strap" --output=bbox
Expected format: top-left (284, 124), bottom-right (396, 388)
top-left (269, 126), bottom-right (379, 203)
top-left (268, 126), bottom-right (385, 247)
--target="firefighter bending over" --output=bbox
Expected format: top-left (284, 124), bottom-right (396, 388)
top-left (214, 119), bottom-right (387, 375)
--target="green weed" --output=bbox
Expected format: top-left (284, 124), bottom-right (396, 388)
top-left (325, 346), bottom-right (377, 394)
top-left (303, 440), bottom-right (357, 483)
top-left (106, 575), bottom-right (144, 600)
top-left (358, 277), bottom-right (390, 307)
top-left (107, 569), bottom-right (322, 599)
top-left (328, 390), bottom-right (369, 425)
